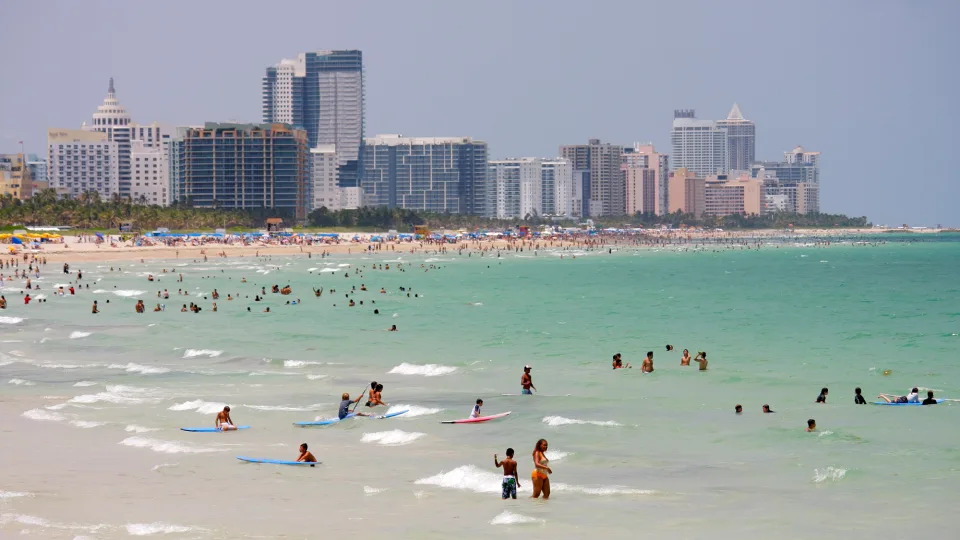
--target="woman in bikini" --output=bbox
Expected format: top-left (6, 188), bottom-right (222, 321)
top-left (531, 438), bottom-right (552, 499)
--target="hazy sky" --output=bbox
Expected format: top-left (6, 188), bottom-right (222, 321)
top-left (1, 0), bottom-right (957, 225)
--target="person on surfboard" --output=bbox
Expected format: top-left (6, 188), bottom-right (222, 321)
top-left (470, 399), bottom-right (483, 418)
top-left (521, 365), bottom-right (536, 394)
top-left (339, 392), bottom-right (370, 419)
top-left (297, 443), bottom-right (317, 463)
top-left (216, 406), bottom-right (237, 431)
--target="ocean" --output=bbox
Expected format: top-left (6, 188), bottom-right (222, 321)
top-left (2, 234), bottom-right (959, 538)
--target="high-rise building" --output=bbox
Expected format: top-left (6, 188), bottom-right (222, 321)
top-left (47, 129), bottom-right (119, 199)
top-left (361, 135), bottom-right (488, 215)
top-left (130, 140), bottom-right (168, 206)
top-left (310, 145), bottom-right (341, 211)
top-left (622, 144), bottom-right (669, 215)
top-left (541, 159), bottom-right (573, 217)
top-left (750, 145), bottom-right (820, 214)
top-left (667, 167), bottom-right (705, 216)
top-left (171, 123), bottom-right (309, 219)
top-left (716, 103), bottom-right (755, 172)
top-left (704, 174), bottom-right (764, 216)
top-left (263, 51), bottom-right (365, 186)
top-left (559, 139), bottom-right (624, 217)
top-left (624, 166), bottom-right (657, 215)
top-left (26, 154), bottom-right (47, 186)
top-left (489, 158), bottom-right (543, 219)
top-left (670, 110), bottom-right (727, 177)
top-left (0, 153), bottom-right (48, 199)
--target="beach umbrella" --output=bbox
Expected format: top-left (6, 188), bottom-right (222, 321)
top-left (11, 237), bottom-right (23, 245)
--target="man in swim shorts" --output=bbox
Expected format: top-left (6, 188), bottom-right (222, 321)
top-left (216, 406), bottom-right (237, 431)
top-left (521, 365), bottom-right (536, 394)
top-left (641, 351), bottom-right (654, 373)
top-left (494, 448), bottom-right (520, 499)
top-left (339, 392), bottom-right (369, 419)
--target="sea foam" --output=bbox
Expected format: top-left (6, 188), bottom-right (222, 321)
top-left (542, 415), bottom-right (622, 427)
top-left (813, 467), bottom-right (847, 483)
top-left (70, 420), bottom-right (107, 429)
top-left (490, 511), bottom-right (545, 525)
top-left (361, 430), bottom-right (425, 446)
top-left (0, 316), bottom-right (24, 324)
top-left (125, 424), bottom-right (159, 433)
top-left (22, 409), bottom-right (66, 422)
top-left (69, 385), bottom-right (159, 406)
top-left (386, 404), bottom-right (441, 417)
top-left (388, 363), bottom-right (457, 376)
top-left (107, 363), bottom-right (171, 375)
top-left (8, 378), bottom-right (35, 386)
top-left (168, 400), bottom-right (227, 414)
top-left (69, 331), bottom-right (92, 339)
top-left (182, 349), bottom-right (223, 358)
top-left (111, 290), bottom-right (146, 297)
top-left (119, 437), bottom-right (224, 454)
top-left (0, 491), bottom-right (31, 499)
top-left (415, 465), bottom-right (652, 496)
top-left (125, 522), bottom-right (198, 535)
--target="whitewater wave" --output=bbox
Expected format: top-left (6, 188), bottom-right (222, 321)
top-left (545, 451), bottom-right (572, 462)
top-left (168, 400), bottom-right (227, 415)
top-left (543, 415), bottom-right (622, 427)
top-left (69, 331), bottom-right (92, 339)
top-left (0, 316), bottom-right (24, 324)
top-left (386, 404), bottom-right (442, 417)
top-left (363, 486), bottom-right (386, 495)
top-left (415, 465), bottom-right (652, 496)
top-left (388, 363), bottom-right (457, 376)
top-left (69, 385), bottom-right (160, 406)
top-left (111, 290), bottom-right (146, 297)
top-left (8, 378), bottom-right (35, 386)
top-left (125, 424), bottom-right (159, 433)
top-left (126, 522), bottom-right (199, 535)
top-left (244, 403), bottom-right (323, 412)
top-left (73, 381), bottom-right (97, 387)
top-left (491, 511), bottom-right (544, 525)
top-left (70, 420), bottom-right (107, 429)
top-left (151, 463), bottom-right (178, 472)
top-left (119, 437), bottom-right (224, 454)
top-left (0, 491), bottom-right (31, 499)
top-left (107, 363), bottom-right (170, 375)
top-left (283, 360), bottom-right (325, 368)
top-left (306, 374), bottom-right (327, 380)
top-left (22, 409), bottom-right (66, 422)
top-left (813, 467), bottom-right (847, 483)
top-left (361, 430), bottom-right (425, 446)
top-left (0, 513), bottom-right (108, 533)
top-left (182, 349), bottom-right (223, 358)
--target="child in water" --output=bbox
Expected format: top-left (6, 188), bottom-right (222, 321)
top-left (494, 448), bottom-right (520, 499)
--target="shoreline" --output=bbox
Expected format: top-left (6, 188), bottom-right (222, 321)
top-left (5, 227), bottom-right (948, 264)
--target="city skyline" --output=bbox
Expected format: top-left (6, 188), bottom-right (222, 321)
top-left (1, 1), bottom-right (957, 225)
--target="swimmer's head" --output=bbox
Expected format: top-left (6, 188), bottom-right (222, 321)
top-left (912, 387), bottom-right (919, 394)
top-left (665, 345), bottom-right (674, 351)
top-left (223, 406), bottom-right (230, 412)
top-left (735, 404), bottom-right (742, 414)
top-left (506, 448), bottom-right (514, 457)
top-left (807, 419), bottom-right (816, 428)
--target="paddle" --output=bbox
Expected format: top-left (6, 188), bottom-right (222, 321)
top-left (350, 387), bottom-right (367, 412)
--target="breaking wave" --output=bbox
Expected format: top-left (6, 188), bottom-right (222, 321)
top-left (388, 363), bottom-right (457, 376)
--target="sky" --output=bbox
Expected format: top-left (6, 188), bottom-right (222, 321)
top-left (1, 0), bottom-right (957, 226)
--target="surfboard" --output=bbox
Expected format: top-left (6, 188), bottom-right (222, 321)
top-left (872, 399), bottom-right (944, 406)
top-left (294, 409), bottom-right (408, 427)
top-left (181, 426), bottom-right (250, 432)
top-left (441, 411), bottom-right (511, 424)
top-left (236, 456), bottom-right (319, 466)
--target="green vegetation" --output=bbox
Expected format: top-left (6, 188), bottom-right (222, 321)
top-left (1, 191), bottom-right (869, 232)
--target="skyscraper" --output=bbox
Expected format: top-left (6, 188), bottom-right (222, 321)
top-left (489, 158), bottom-right (543, 219)
top-left (716, 103), bottom-right (756, 172)
top-left (750, 145), bottom-right (821, 214)
top-left (263, 51), bottom-right (365, 186)
top-left (670, 109), bottom-right (727, 177)
top-left (622, 144), bottom-right (669, 215)
top-left (361, 135), bottom-right (488, 215)
top-left (559, 139), bottom-right (624, 217)
top-left (541, 159), bottom-right (573, 217)
top-left (172, 123), bottom-right (309, 219)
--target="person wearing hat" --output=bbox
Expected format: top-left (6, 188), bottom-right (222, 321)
top-left (521, 365), bottom-right (537, 395)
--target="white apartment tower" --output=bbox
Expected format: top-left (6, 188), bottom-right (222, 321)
top-left (670, 109), bottom-right (727, 177)
top-left (47, 128), bottom-right (119, 199)
top-left (310, 144), bottom-right (341, 211)
top-left (541, 159), bottom-right (573, 217)
top-left (489, 158), bottom-right (543, 219)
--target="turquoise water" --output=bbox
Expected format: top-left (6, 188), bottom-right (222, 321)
top-left (2, 236), bottom-right (959, 538)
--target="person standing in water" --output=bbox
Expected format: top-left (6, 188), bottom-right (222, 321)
top-left (521, 365), bottom-right (536, 394)
top-left (531, 439), bottom-right (552, 499)
top-left (680, 349), bottom-right (691, 366)
top-left (806, 419), bottom-right (817, 432)
top-left (494, 448), bottom-right (521, 499)
top-left (641, 351), bottom-right (655, 373)
top-left (695, 351), bottom-right (708, 371)
top-left (854, 387), bottom-right (867, 404)
top-left (816, 388), bottom-right (828, 403)
top-left (216, 406), bottom-right (237, 431)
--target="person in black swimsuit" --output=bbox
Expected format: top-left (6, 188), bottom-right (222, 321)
top-left (854, 387), bottom-right (866, 404)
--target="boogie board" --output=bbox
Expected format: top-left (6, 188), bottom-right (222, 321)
top-left (236, 456), bottom-right (319, 466)
top-left (872, 399), bottom-right (944, 406)
top-left (441, 411), bottom-right (511, 424)
top-left (294, 409), bottom-right (408, 427)
top-left (181, 426), bottom-right (250, 432)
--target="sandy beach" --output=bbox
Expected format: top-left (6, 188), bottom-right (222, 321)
top-left (7, 227), bottom-right (935, 264)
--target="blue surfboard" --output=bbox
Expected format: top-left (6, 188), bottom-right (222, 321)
top-left (181, 426), bottom-right (251, 432)
top-left (872, 399), bottom-right (944, 406)
top-left (236, 456), bottom-right (319, 466)
top-left (294, 409), bottom-right (408, 427)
